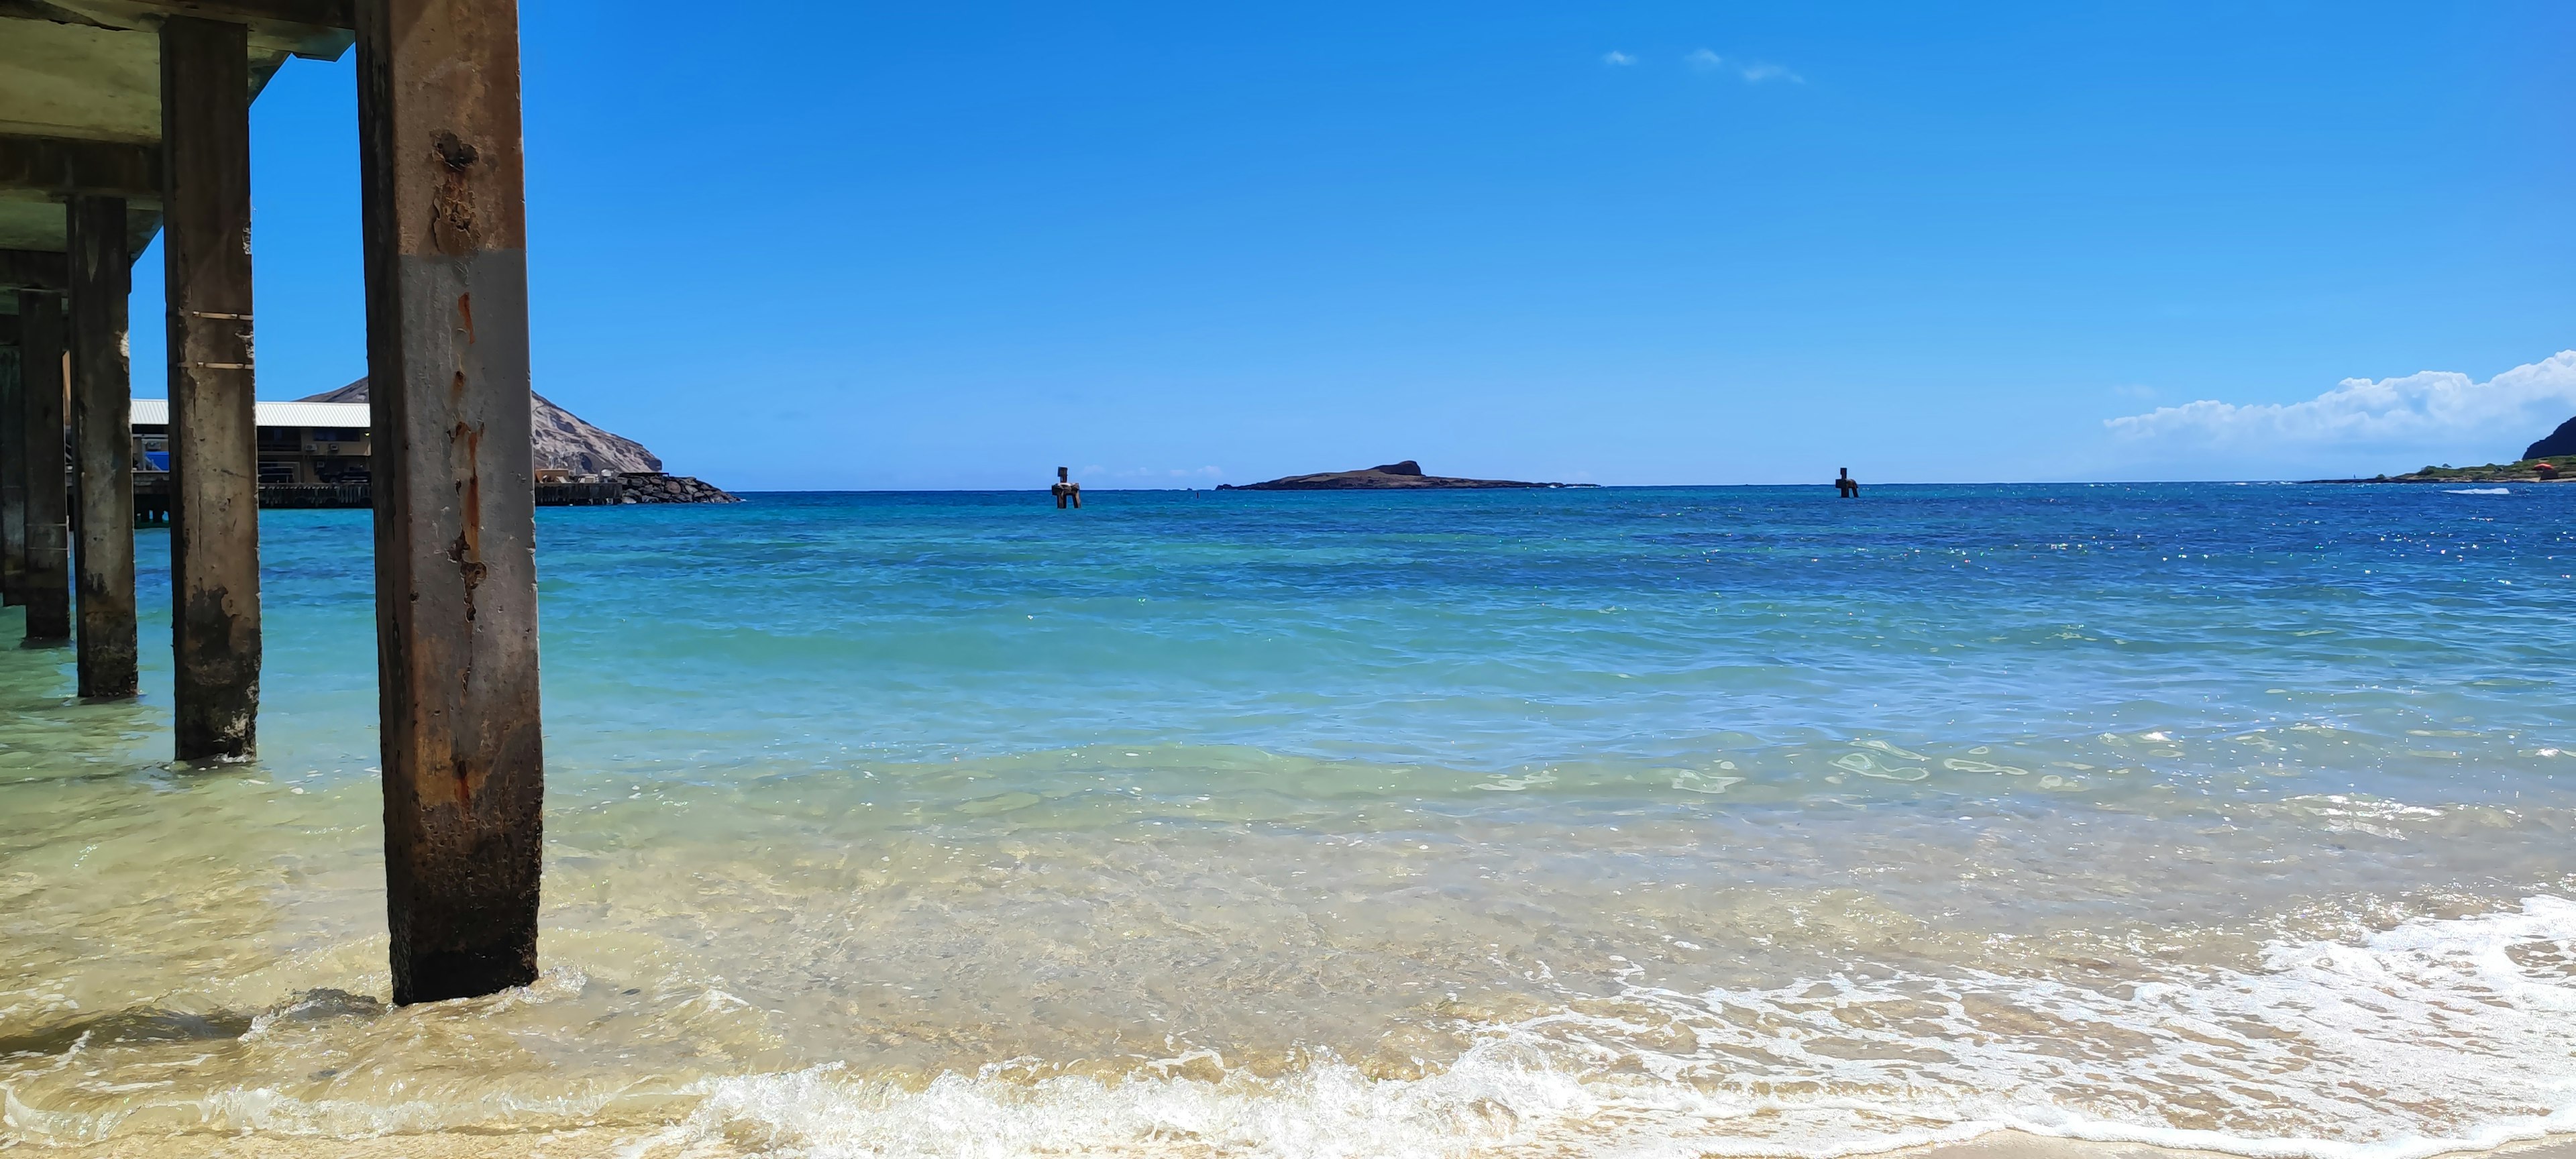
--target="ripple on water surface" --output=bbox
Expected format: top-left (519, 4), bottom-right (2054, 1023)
top-left (3, 484), bottom-right (2575, 1156)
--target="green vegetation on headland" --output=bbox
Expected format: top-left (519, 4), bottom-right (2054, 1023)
top-left (2312, 415), bottom-right (2575, 482)
top-left (2315, 457), bottom-right (2568, 484)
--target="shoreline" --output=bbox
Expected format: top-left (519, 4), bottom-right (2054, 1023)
top-left (1914, 1133), bottom-right (2576, 1159)
top-left (2302, 476), bottom-right (2568, 484)
top-left (44, 1125), bottom-right (2576, 1159)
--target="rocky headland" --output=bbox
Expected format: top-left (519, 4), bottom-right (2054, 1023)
top-left (1217, 460), bottom-right (1586, 490)
top-left (2526, 416), bottom-right (2576, 461)
top-left (2346, 459), bottom-right (2568, 484)
top-left (2308, 414), bottom-right (2574, 484)
top-left (299, 380), bottom-right (739, 503)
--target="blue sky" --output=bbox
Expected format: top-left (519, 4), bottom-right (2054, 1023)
top-left (132, 1), bottom-right (2576, 488)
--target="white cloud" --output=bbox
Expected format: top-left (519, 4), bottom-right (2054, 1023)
top-left (1602, 50), bottom-right (1634, 66)
top-left (2104, 351), bottom-right (2576, 463)
top-left (1685, 49), bottom-right (1803, 84)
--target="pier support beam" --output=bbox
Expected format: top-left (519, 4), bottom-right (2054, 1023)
top-left (18, 290), bottom-right (68, 643)
top-left (164, 16), bottom-right (263, 758)
top-left (1, 326), bottom-right (22, 608)
top-left (68, 196), bottom-right (136, 699)
top-left (358, 0), bottom-right (545, 1004)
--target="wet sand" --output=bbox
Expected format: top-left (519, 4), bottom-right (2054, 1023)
top-left (1924, 1137), bottom-right (2576, 1159)
top-left (50, 1129), bottom-right (2576, 1159)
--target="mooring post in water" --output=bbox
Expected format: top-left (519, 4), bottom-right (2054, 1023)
top-left (1, 314), bottom-right (23, 608)
top-left (18, 290), bottom-right (69, 644)
top-left (66, 196), bottom-right (136, 699)
top-left (357, 0), bottom-right (546, 1003)
top-left (163, 16), bottom-right (263, 757)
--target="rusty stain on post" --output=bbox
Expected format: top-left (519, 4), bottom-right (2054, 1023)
top-left (163, 15), bottom-right (264, 759)
top-left (17, 290), bottom-right (68, 643)
top-left (357, 0), bottom-right (544, 1005)
top-left (67, 195), bottom-right (136, 699)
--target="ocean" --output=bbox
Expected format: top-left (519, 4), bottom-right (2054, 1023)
top-left (1, 483), bottom-right (2572, 1157)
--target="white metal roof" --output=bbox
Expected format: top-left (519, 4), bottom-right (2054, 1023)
top-left (129, 400), bottom-right (372, 429)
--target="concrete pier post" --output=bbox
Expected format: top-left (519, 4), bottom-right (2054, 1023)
top-left (356, 0), bottom-right (546, 1003)
top-left (66, 195), bottom-right (135, 699)
top-left (1, 328), bottom-right (22, 608)
top-left (18, 290), bottom-right (68, 643)
top-left (163, 16), bottom-right (262, 758)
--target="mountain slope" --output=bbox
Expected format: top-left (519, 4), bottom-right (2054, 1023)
top-left (2527, 416), bottom-right (2576, 461)
top-left (296, 379), bottom-right (663, 475)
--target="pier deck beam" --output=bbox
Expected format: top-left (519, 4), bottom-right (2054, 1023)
top-left (164, 17), bottom-right (263, 758)
top-left (68, 196), bottom-right (136, 699)
top-left (358, 0), bottom-right (546, 1004)
top-left (18, 290), bottom-right (68, 643)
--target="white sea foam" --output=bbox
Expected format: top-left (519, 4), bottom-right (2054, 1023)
top-left (614, 899), bottom-right (2576, 1159)
top-left (2446, 488), bottom-right (2512, 495)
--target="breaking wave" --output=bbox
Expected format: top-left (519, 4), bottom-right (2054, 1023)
top-left (612, 899), bottom-right (2576, 1159)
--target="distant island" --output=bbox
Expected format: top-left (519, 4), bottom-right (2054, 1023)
top-left (1217, 460), bottom-right (1590, 490)
top-left (2312, 415), bottom-right (2573, 483)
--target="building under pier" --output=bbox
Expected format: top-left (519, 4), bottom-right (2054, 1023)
top-left (130, 398), bottom-right (372, 484)
top-left (125, 397), bottom-right (690, 511)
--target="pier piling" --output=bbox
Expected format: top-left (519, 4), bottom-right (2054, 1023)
top-left (163, 17), bottom-right (264, 757)
top-left (358, 0), bottom-right (547, 1004)
top-left (2, 0), bottom-right (545, 1001)
top-left (17, 290), bottom-right (68, 644)
top-left (1, 321), bottom-right (21, 608)
top-left (67, 196), bottom-right (136, 698)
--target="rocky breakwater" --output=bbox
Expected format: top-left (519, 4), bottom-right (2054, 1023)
top-left (300, 379), bottom-right (741, 503)
top-left (616, 472), bottom-right (740, 504)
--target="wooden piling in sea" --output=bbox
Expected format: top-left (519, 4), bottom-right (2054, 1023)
top-left (162, 16), bottom-right (264, 757)
top-left (67, 195), bottom-right (137, 700)
top-left (0, 314), bottom-right (22, 607)
top-left (17, 290), bottom-right (70, 644)
top-left (0, 254), bottom-right (74, 616)
top-left (357, 0), bottom-right (548, 1004)
top-left (2, 0), bottom-right (547, 1002)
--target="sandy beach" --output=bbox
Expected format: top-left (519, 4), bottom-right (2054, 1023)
top-left (47, 1128), bottom-right (2576, 1159)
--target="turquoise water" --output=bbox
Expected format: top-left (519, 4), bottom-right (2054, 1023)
top-left (3, 484), bottom-right (2574, 1156)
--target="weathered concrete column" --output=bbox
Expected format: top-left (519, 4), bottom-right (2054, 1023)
top-left (18, 290), bottom-right (68, 643)
top-left (1, 327), bottom-right (23, 608)
top-left (66, 195), bottom-right (135, 699)
top-left (357, 0), bottom-right (545, 1004)
top-left (164, 16), bottom-right (262, 758)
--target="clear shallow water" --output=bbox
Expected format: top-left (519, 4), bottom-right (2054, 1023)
top-left (3, 483), bottom-right (2574, 1157)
